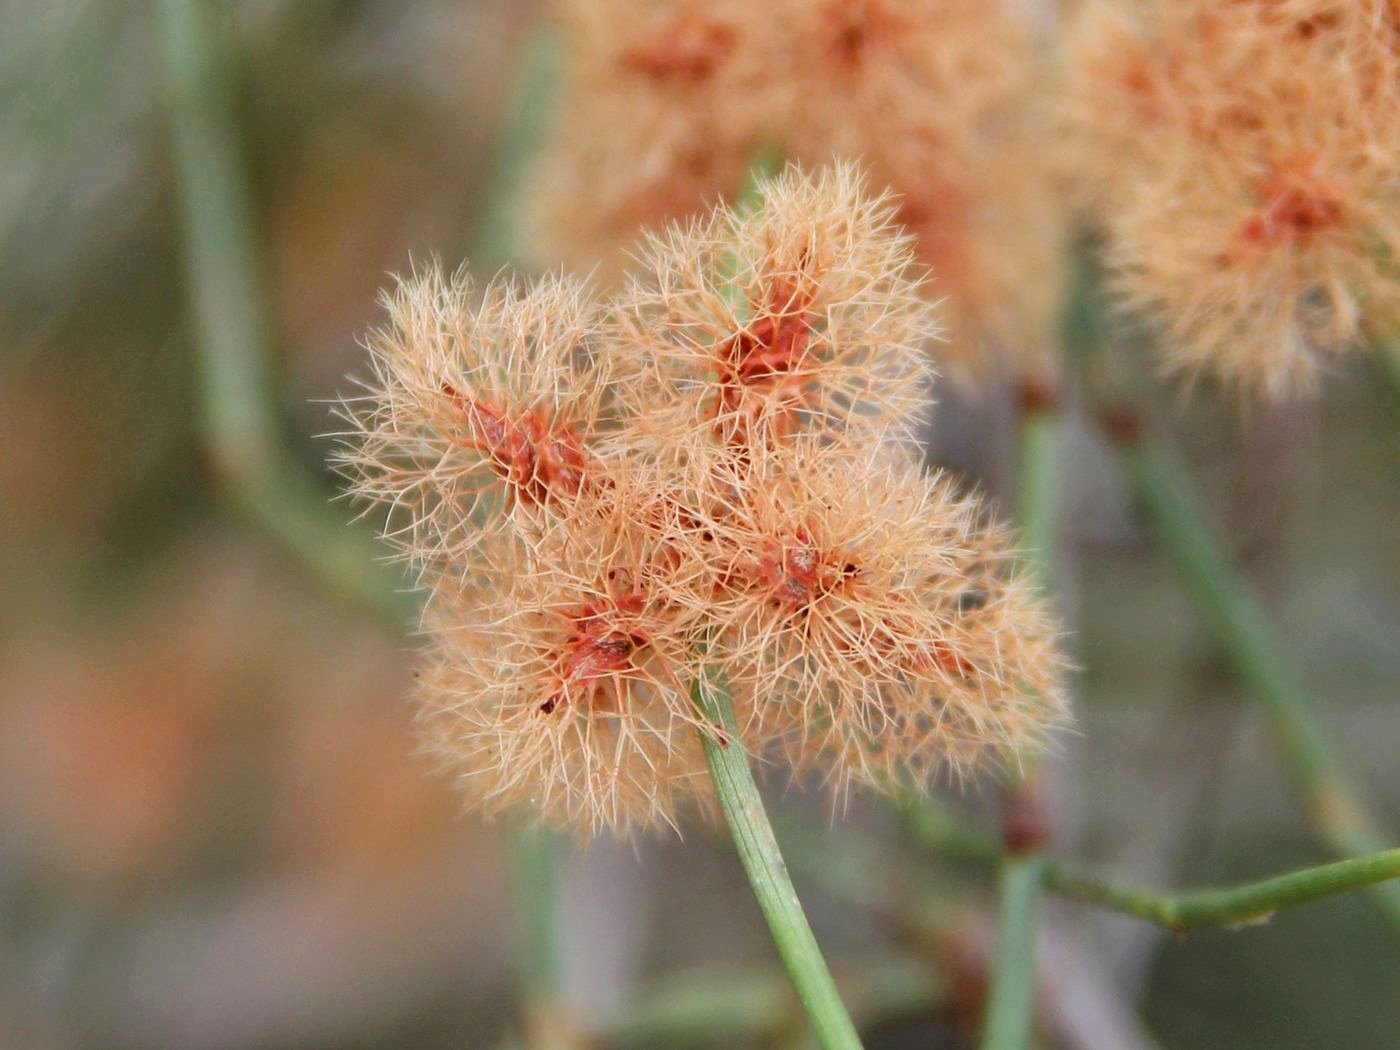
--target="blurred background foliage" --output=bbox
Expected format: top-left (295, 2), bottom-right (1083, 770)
top-left (0, 2), bottom-right (1396, 1047)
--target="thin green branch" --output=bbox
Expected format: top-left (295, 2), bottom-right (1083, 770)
top-left (154, 0), bottom-right (277, 482)
top-left (608, 958), bottom-right (941, 1050)
top-left (1113, 430), bottom-right (1400, 927)
top-left (980, 855), bottom-right (1048, 1050)
top-left (979, 387), bottom-right (1062, 1050)
top-left (469, 27), bottom-right (561, 270)
top-left (512, 825), bottom-right (577, 1049)
top-left (692, 665), bottom-right (864, 1050)
top-left (160, 9), bottom-right (579, 1047)
top-left (235, 465), bottom-right (415, 631)
top-left (903, 802), bottom-right (1400, 932)
top-left (1371, 342), bottom-right (1400, 412)
top-left (1043, 848), bottom-right (1400, 931)
top-left (154, 0), bottom-right (412, 630)
top-left (1013, 394), bottom-right (1062, 593)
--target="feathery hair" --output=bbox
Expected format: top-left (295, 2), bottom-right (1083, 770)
top-left (685, 441), bottom-right (1067, 798)
top-left (334, 266), bottom-right (612, 577)
top-left (416, 468), bottom-right (720, 835)
top-left (609, 164), bottom-right (935, 456)
top-left (340, 164), bottom-right (1070, 834)
top-left (1062, 0), bottom-right (1400, 397)
top-left (525, 0), bottom-right (776, 282)
top-left (779, 0), bottom-right (1066, 383)
top-left (527, 0), bottom-right (1066, 383)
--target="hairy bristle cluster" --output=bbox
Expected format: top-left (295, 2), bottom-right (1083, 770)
top-left (334, 267), bottom-right (614, 576)
top-left (1061, 0), bottom-right (1400, 397)
top-left (341, 166), bottom-right (1069, 835)
top-left (526, 0), bottom-right (1065, 382)
top-left (686, 443), bottom-right (1066, 799)
top-left (609, 166), bottom-right (935, 454)
top-left (415, 473), bottom-right (718, 836)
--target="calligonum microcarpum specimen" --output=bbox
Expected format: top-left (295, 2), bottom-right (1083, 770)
top-left (339, 164), bottom-right (1069, 835)
top-left (1061, 0), bottom-right (1400, 398)
top-left (525, 0), bottom-right (1065, 386)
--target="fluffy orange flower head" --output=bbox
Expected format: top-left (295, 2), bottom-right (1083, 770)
top-left (1063, 0), bottom-right (1400, 396)
top-left (343, 163), bottom-right (1070, 834)
top-left (609, 163), bottom-right (935, 458)
top-left (526, 0), bottom-right (777, 280)
top-left (527, 0), bottom-right (1066, 383)
top-left (678, 441), bottom-right (1067, 799)
top-left (416, 466), bottom-right (722, 835)
top-left (335, 266), bottom-right (612, 577)
top-left (780, 0), bottom-right (1066, 382)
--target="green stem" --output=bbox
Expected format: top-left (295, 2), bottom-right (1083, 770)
top-left (609, 957), bottom-right (940, 1050)
top-left (154, 0), bottom-right (277, 483)
top-left (480, 28), bottom-right (571, 1050)
top-left (469, 26), bottom-right (562, 269)
top-left (979, 392), bottom-right (1061, 1050)
top-left (235, 463), bottom-right (416, 631)
top-left (980, 855), bottom-right (1048, 1050)
top-left (1014, 397), bottom-right (1062, 592)
top-left (692, 666), bottom-right (864, 1050)
top-left (1371, 342), bottom-right (1400, 413)
top-left (1115, 432), bottom-right (1400, 926)
top-left (158, 8), bottom-right (567, 1042)
top-left (154, 0), bottom-right (412, 630)
top-left (513, 825), bottom-right (572, 1048)
top-left (1044, 848), bottom-right (1400, 931)
top-left (903, 803), bottom-right (1400, 931)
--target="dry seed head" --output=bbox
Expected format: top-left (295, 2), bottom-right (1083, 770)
top-left (1062, 0), bottom-right (1400, 396)
top-left (608, 163), bottom-right (936, 458)
top-left (781, 0), bottom-right (1067, 382)
top-left (685, 441), bottom-right (1069, 799)
top-left (526, 0), bottom-right (1066, 383)
top-left (334, 264), bottom-right (613, 576)
top-left (344, 163), bottom-right (1072, 835)
top-left (414, 469), bottom-right (722, 836)
top-left (525, 0), bottom-right (777, 280)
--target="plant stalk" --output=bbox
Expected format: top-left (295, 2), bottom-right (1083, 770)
top-left (154, 0), bottom-right (411, 629)
top-left (692, 665), bottom-right (864, 1050)
top-left (1045, 847), bottom-right (1400, 931)
top-left (469, 26), bottom-right (561, 269)
top-left (609, 957), bottom-right (939, 1050)
top-left (980, 855), bottom-right (1048, 1050)
top-left (1013, 393), bottom-right (1062, 591)
top-left (513, 825), bottom-right (574, 1049)
top-left (1113, 430), bottom-right (1400, 927)
top-left (979, 386), bottom-right (1062, 1050)
top-left (904, 803), bottom-right (1400, 931)
top-left (1372, 342), bottom-right (1400, 413)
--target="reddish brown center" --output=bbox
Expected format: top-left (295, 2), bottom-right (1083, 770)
top-left (619, 17), bottom-right (736, 84)
top-left (442, 383), bottom-right (590, 506)
top-left (1240, 163), bottom-right (1344, 247)
top-left (539, 593), bottom-right (650, 715)
top-left (756, 528), bottom-right (856, 609)
top-left (819, 1), bottom-right (904, 69)
top-left (710, 276), bottom-right (817, 446)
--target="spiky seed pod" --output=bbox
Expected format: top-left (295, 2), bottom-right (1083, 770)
top-left (525, 0), bottom-right (777, 280)
top-left (1056, 0), bottom-right (1171, 215)
top-left (677, 440), bottom-right (1068, 799)
top-left (526, 0), bottom-right (1066, 383)
top-left (334, 265), bottom-right (613, 577)
top-left (415, 466), bottom-right (724, 836)
top-left (608, 164), bottom-right (936, 459)
top-left (1109, 149), bottom-right (1400, 396)
top-left (780, 0), bottom-right (1067, 383)
top-left (343, 163), bottom-right (1071, 835)
top-left (1062, 0), bottom-right (1400, 396)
